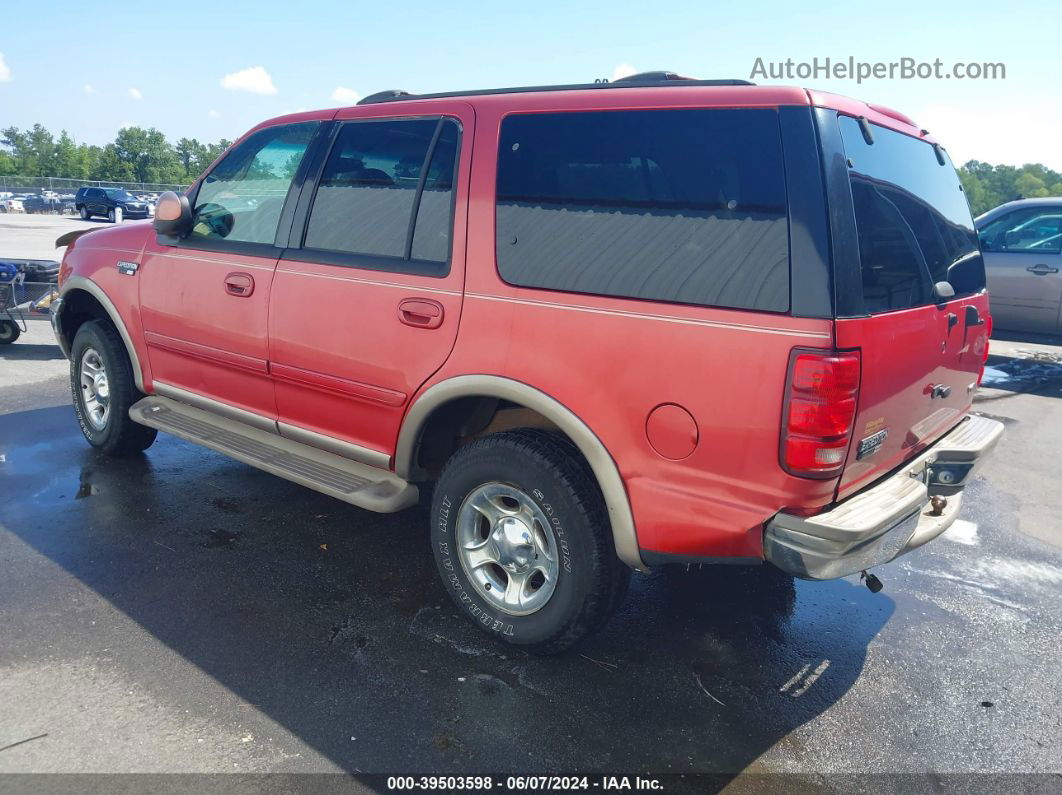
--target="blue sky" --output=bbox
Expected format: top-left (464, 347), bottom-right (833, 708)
top-left (1, 0), bottom-right (1059, 169)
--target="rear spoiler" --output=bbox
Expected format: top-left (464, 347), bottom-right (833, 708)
top-left (55, 228), bottom-right (97, 249)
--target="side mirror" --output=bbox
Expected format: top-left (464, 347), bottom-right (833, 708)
top-left (154, 191), bottom-right (193, 243)
top-left (933, 280), bottom-right (955, 302)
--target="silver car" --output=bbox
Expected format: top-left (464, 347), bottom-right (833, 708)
top-left (977, 198), bottom-right (1062, 334)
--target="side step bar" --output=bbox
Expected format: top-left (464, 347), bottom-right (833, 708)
top-left (129, 396), bottom-right (418, 513)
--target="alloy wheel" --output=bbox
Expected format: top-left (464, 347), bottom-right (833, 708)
top-left (455, 481), bottom-right (560, 616)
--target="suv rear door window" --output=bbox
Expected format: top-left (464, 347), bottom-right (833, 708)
top-left (495, 108), bottom-right (790, 312)
top-left (190, 122), bottom-right (317, 245)
top-left (301, 118), bottom-right (459, 269)
top-left (838, 116), bottom-right (985, 312)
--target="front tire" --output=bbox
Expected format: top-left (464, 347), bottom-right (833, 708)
top-left (70, 320), bottom-right (157, 456)
top-left (431, 429), bottom-right (629, 654)
top-left (0, 319), bottom-right (21, 344)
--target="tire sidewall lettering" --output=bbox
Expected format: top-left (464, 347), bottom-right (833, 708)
top-left (71, 334), bottom-right (109, 444)
top-left (429, 432), bottom-right (613, 650)
top-left (533, 487), bottom-right (573, 573)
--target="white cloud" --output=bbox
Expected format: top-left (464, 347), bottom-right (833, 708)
top-left (331, 86), bottom-right (361, 104)
top-left (0, 52), bottom-right (11, 83)
top-left (611, 63), bottom-right (636, 82)
top-left (83, 83), bottom-right (95, 94)
top-left (208, 109), bottom-right (221, 118)
top-left (128, 87), bottom-right (142, 100)
top-left (221, 66), bottom-right (277, 95)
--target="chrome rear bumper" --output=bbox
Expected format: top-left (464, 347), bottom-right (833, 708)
top-left (765, 414), bottom-right (1004, 579)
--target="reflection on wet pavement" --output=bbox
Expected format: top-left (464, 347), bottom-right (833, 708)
top-left (1, 405), bottom-right (1059, 778)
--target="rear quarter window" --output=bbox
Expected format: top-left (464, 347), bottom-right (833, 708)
top-left (838, 117), bottom-right (985, 313)
top-left (495, 108), bottom-right (791, 312)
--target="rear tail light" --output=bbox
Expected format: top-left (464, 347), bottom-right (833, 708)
top-left (781, 349), bottom-right (861, 478)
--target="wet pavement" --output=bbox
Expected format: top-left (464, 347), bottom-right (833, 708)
top-left (1, 330), bottom-right (1061, 786)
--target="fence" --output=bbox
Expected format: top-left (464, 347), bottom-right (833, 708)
top-left (0, 176), bottom-right (189, 194)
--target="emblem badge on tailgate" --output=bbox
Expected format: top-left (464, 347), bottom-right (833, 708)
top-left (857, 428), bottom-right (888, 460)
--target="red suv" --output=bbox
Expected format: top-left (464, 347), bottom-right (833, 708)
top-left (51, 74), bottom-right (1003, 652)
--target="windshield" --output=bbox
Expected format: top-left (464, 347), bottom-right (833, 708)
top-left (839, 116), bottom-right (985, 313)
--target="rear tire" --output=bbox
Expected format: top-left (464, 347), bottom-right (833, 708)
top-left (79, 206), bottom-right (89, 220)
top-left (431, 429), bottom-right (629, 654)
top-left (70, 320), bottom-right (157, 456)
top-left (107, 208), bottom-right (116, 223)
top-left (0, 320), bottom-right (20, 344)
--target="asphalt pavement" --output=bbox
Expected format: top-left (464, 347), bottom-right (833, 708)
top-left (0, 216), bottom-right (1060, 789)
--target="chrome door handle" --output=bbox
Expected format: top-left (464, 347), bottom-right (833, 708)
top-left (1026, 264), bottom-right (1059, 274)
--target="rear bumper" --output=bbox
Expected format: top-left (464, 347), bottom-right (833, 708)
top-left (765, 414), bottom-right (1004, 579)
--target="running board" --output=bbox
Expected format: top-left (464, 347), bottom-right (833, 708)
top-left (129, 396), bottom-right (418, 513)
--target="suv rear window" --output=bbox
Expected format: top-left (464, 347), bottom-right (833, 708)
top-left (495, 109), bottom-right (790, 312)
top-left (304, 118), bottom-right (459, 266)
top-left (839, 117), bottom-right (985, 313)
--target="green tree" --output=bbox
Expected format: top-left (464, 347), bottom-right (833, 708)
top-left (1, 126), bottom-right (35, 174)
top-left (96, 144), bottom-right (133, 182)
top-left (26, 124), bottom-right (57, 175)
top-left (113, 126), bottom-right (184, 184)
top-left (175, 137), bottom-right (202, 177)
top-left (9, 121), bottom-right (1062, 212)
top-left (201, 139), bottom-right (231, 170)
top-left (53, 131), bottom-right (86, 179)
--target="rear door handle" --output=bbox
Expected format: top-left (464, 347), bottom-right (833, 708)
top-left (224, 272), bottom-right (254, 297)
top-left (398, 298), bottom-right (444, 329)
top-left (1026, 264), bottom-right (1059, 274)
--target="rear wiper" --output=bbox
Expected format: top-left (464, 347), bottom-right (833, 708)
top-left (857, 116), bottom-right (874, 145)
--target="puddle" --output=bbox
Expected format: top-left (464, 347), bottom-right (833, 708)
top-left (980, 356), bottom-right (1062, 393)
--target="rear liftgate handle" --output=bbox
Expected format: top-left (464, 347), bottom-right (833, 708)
top-left (398, 298), bottom-right (444, 329)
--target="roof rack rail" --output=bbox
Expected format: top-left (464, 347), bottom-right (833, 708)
top-left (612, 70), bottom-right (693, 82)
top-left (356, 90), bottom-right (412, 105)
top-left (356, 75), bottom-right (756, 105)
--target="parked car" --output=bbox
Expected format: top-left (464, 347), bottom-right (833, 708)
top-left (976, 198), bottom-right (1062, 335)
top-left (74, 187), bottom-right (151, 222)
top-left (50, 74), bottom-right (1003, 652)
top-left (3, 195), bottom-right (26, 213)
top-left (23, 194), bottom-right (65, 214)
